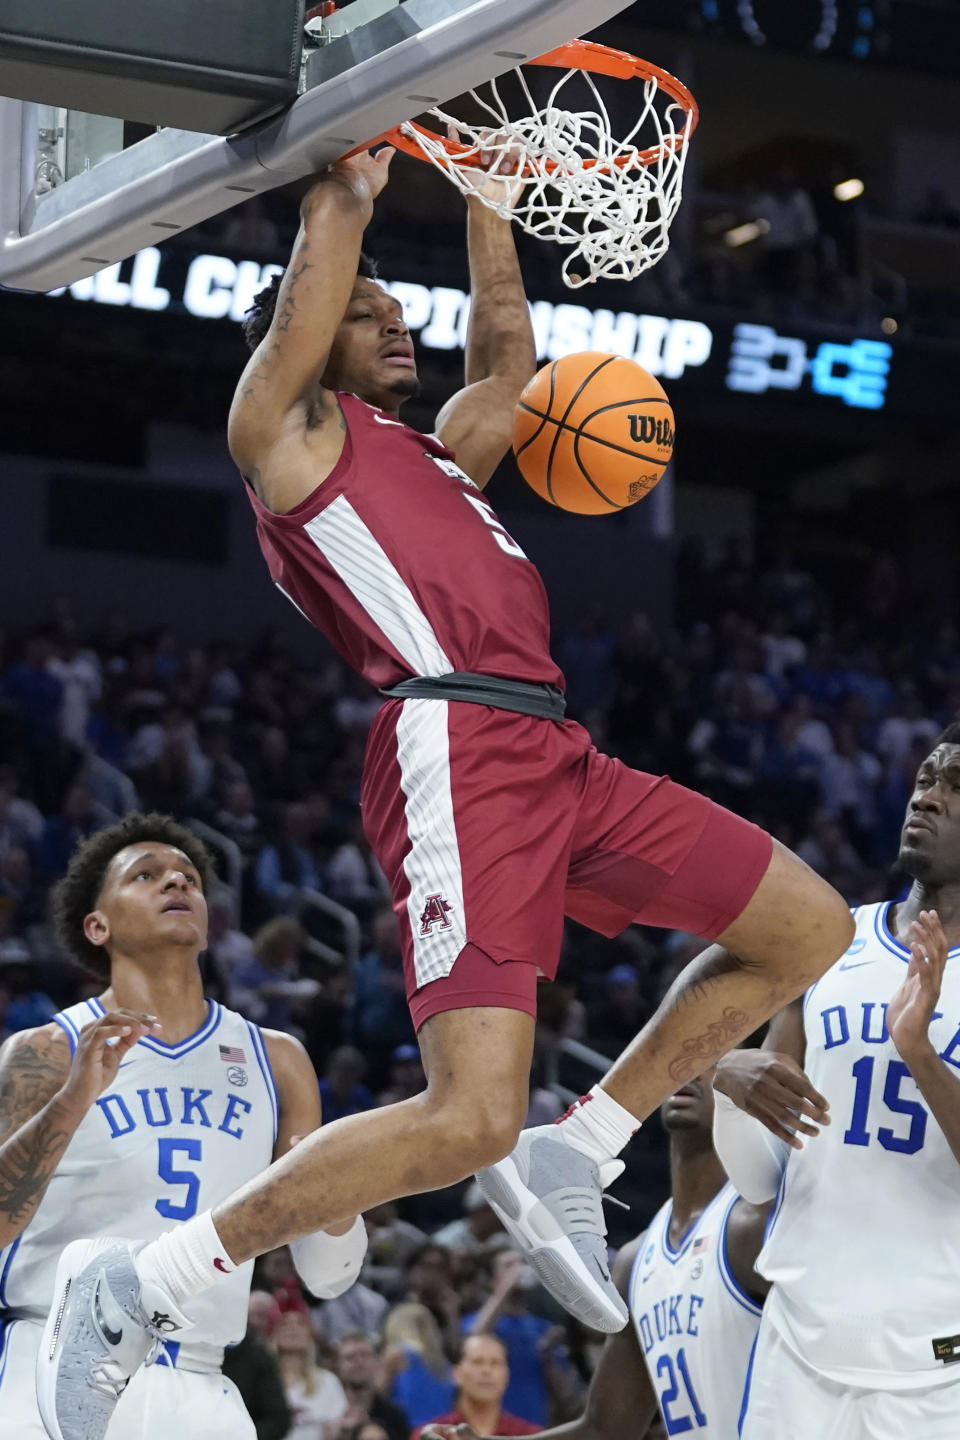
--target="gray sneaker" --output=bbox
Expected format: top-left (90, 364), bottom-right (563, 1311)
top-left (36, 1237), bottom-right (192, 1440)
top-left (475, 1127), bottom-right (628, 1332)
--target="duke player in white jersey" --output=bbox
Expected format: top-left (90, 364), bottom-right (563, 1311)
top-left (424, 1071), bottom-right (769, 1440)
top-left (710, 725), bottom-right (960, 1438)
top-left (0, 812), bottom-right (366, 1439)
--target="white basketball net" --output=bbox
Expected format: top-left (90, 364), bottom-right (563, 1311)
top-left (397, 63), bottom-right (694, 289)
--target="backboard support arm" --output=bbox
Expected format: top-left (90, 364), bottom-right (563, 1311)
top-left (0, 0), bottom-right (635, 291)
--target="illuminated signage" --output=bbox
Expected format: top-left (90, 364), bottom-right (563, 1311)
top-left (50, 250), bottom-right (713, 380)
top-left (51, 248), bottom-right (285, 324)
top-left (726, 323), bottom-right (892, 410)
top-left (47, 248), bottom-right (892, 408)
top-left (383, 283), bottom-right (713, 380)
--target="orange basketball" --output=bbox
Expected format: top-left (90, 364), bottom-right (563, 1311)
top-left (512, 352), bottom-right (675, 515)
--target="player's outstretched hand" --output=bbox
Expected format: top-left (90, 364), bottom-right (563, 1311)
top-left (491, 1247), bottom-right (529, 1297)
top-left (60, 1010), bottom-right (160, 1115)
top-left (421, 1426), bottom-right (480, 1440)
top-left (713, 1049), bottom-right (830, 1149)
top-left (887, 908), bottom-right (948, 1063)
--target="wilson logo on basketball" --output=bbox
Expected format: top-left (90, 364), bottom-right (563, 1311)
top-left (628, 414), bottom-right (675, 448)
top-left (419, 894), bottom-right (453, 935)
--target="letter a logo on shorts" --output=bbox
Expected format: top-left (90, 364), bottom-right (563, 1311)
top-left (420, 893), bottom-right (453, 936)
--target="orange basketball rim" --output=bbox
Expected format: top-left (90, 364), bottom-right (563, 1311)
top-left (361, 38), bottom-right (699, 287)
top-left (382, 40), bottom-right (699, 176)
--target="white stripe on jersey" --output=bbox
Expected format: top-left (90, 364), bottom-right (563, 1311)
top-left (306, 496), bottom-right (452, 676)
top-left (51, 1011), bottom-right (79, 1050)
top-left (395, 698), bottom-right (467, 987)
top-left (245, 1019), bottom-right (279, 1145)
top-left (629, 1183), bottom-right (762, 1440)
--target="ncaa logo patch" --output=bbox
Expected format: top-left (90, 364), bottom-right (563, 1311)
top-left (227, 1066), bottom-right (248, 1087)
top-left (420, 893), bottom-right (453, 936)
top-left (844, 938), bottom-right (867, 956)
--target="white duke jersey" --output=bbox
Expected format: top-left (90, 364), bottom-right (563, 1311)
top-left (0, 998), bottom-right (278, 1370)
top-left (629, 1182), bottom-right (762, 1439)
top-left (759, 901), bottom-right (960, 1388)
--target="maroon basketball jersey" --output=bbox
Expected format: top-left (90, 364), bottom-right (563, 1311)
top-left (247, 392), bottom-right (563, 691)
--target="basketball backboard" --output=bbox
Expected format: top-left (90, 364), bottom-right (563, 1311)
top-left (0, 0), bottom-right (636, 293)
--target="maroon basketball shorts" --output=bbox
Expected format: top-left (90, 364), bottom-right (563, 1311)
top-left (361, 699), bottom-right (773, 1030)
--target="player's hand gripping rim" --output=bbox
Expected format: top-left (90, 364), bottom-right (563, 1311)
top-left (448, 125), bottom-right (526, 210)
top-left (713, 1048), bottom-right (830, 1150)
top-left (310, 145), bottom-right (396, 214)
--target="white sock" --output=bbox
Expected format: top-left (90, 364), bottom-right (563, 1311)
top-left (555, 1084), bottom-right (640, 1166)
top-left (136, 1210), bottom-right (237, 1307)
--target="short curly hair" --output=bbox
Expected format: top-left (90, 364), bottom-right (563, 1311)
top-left (52, 812), bottom-right (217, 982)
top-left (241, 252), bottom-right (378, 353)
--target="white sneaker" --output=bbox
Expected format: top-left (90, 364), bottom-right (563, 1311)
top-left (475, 1126), bottom-right (628, 1332)
top-left (37, 1237), bottom-right (192, 1440)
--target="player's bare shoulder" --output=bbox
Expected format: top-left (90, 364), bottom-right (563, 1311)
top-left (231, 384), bottom-right (348, 515)
top-left (259, 1027), bottom-right (315, 1081)
top-left (259, 1028), bottom-right (323, 1158)
top-left (0, 1023), bottom-right (72, 1142)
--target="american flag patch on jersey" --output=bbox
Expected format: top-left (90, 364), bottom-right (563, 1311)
top-left (219, 1044), bottom-right (247, 1063)
top-left (692, 1236), bottom-right (710, 1255)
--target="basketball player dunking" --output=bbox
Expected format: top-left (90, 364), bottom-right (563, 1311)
top-left (39, 146), bottom-right (852, 1440)
top-left (0, 813), bottom-right (365, 1440)
top-left (712, 725), bottom-right (960, 1439)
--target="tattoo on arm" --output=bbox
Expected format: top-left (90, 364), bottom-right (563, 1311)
top-left (241, 340), bottom-right (281, 401)
top-left (0, 1030), bottom-right (74, 1240)
top-left (0, 1031), bottom-right (68, 1143)
top-left (0, 1108), bottom-right (74, 1232)
top-left (274, 259), bottom-right (312, 334)
top-left (238, 249), bottom-right (315, 403)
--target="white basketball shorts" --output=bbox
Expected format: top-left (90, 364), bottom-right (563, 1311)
top-left (0, 1319), bottom-right (255, 1440)
top-left (740, 1318), bottom-right (960, 1440)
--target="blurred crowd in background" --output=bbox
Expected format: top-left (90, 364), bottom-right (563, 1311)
top-left (0, 537), bottom-right (951, 1438)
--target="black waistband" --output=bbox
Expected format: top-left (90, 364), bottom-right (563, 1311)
top-left (381, 672), bottom-right (566, 720)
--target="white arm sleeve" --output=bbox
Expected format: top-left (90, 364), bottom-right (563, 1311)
top-left (712, 1091), bottom-right (790, 1204)
top-left (289, 1216), bottom-right (368, 1300)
